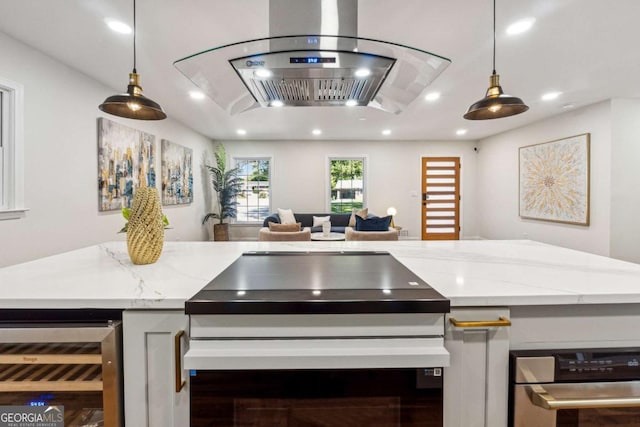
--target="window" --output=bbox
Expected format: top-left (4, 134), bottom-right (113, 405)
top-left (329, 158), bottom-right (365, 213)
top-left (0, 76), bottom-right (26, 221)
top-left (234, 157), bottom-right (271, 222)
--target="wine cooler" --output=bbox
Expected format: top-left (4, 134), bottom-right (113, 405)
top-left (0, 320), bottom-right (122, 426)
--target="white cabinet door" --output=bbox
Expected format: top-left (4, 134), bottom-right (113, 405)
top-left (123, 310), bottom-right (189, 427)
top-left (443, 307), bottom-right (510, 427)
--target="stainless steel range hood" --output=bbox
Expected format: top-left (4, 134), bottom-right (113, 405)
top-left (174, 0), bottom-right (451, 115)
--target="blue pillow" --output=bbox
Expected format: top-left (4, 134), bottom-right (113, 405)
top-left (355, 215), bottom-right (392, 231)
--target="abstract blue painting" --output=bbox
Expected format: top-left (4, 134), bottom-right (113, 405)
top-left (161, 139), bottom-right (193, 205)
top-left (97, 118), bottom-right (156, 211)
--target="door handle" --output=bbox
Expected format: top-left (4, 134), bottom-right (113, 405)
top-left (175, 330), bottom-right (186, 393)
top-left (449, 316), bottom-right (511, 328)
top-left (422, 193), bottom-right (429, 201)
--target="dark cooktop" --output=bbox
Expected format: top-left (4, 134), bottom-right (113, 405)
top-left (185, 251), bottom-right (450, 315)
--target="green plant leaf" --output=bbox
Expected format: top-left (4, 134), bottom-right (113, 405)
top-left (119, 207), bottom-right (168, 233)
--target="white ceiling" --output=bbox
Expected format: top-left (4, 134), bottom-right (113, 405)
top-left (1, 0), bottom-right (639, 141)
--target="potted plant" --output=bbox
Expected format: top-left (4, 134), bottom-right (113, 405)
top-left (202, 144), bottom-right (243, 241)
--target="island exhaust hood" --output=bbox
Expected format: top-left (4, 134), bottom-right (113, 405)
top-left (174, 0), bottom-right (451, 115)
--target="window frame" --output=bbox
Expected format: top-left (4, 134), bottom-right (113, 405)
top-left (233, 156), bottom-right (273, 224)
top-left (0, 76), bottom-right (26, 221)
top-left (326, 156), bottom-right (367, 213)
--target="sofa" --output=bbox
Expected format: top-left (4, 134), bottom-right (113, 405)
top-left (261, 211), bottom-right (397, 241)
top-left (263, 212), bottom-right (352, 233)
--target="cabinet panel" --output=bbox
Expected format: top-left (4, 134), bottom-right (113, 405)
top-left (123, 310), bottom-right (189, 427)
top-left (444, 307), bottom-right (510, 427)
top-left (511, 304), bottom-right (640, 350)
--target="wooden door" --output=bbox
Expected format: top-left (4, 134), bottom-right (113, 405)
top-left (421, 157), bottom-right (460, 240)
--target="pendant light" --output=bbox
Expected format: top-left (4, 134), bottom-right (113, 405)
top-left (464, 0), bottom-right (528, 120)
top-left (99, 0), bottom-right (166, 120)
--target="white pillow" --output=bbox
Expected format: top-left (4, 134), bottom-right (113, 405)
top-left (277, 208), bottom-right (296, 225)
top-left (312, 215), bottom-right (331, 228)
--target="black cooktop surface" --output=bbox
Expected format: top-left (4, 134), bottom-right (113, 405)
top-left (185, 251), bottom-right (449, 315)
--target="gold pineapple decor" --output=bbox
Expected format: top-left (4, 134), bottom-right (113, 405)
top-left (126, 186), bottom-right (165, 265)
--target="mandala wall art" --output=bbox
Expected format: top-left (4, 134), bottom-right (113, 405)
top-left (97, 118), bottom-right (156, 211)
top-left (161, 139), bottom-right (193, 205)
top-left (519, 133), bottom-right (590, 225)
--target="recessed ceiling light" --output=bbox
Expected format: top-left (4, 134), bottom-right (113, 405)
top-left (312, 290), bottom-right (322, 296)
top-left (382, 129), bottom-right (392, 136)
top-left (425, 92), bottom-right (441, 101)
top-left (312, 129), bottom-right (322, 136)
top-left (189, 91), bottom-right (205, 100)
top-left (236, 129), bottom-right (247, 135)
top-left (254, 69), bottom-right (273, 78)
top-left (354, 68), bottom-right (371, 78)
top-left (105, 19), bottom-right (132, 34)
top-left (271, 100), bottom-right (284, 107)
top-left (506, 17), bottom-right (536, 35)
top-left (541, 91), bottom-right (562, 101)
top-left (345, 100), bottom-right (358, 107)
top-left (456, 129), bottom-right (467, 136)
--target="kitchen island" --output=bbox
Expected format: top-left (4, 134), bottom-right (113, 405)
top-left (1, 240), bottom-right (639, 309)
top-left (1, 240), bottom-right (640, 427)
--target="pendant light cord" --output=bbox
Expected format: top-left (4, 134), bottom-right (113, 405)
top-left (492, 0), bottom-right (496, 75)
top-left (133, 0), bottom-right (137, 73)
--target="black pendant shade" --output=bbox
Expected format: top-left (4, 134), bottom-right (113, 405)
top-left (464, 72), bottom-right (529, 120)
top-left (464, 0), bottom-right (528, 120)
top-left (99, 71), bottom-right (166, 120)
top-left (99, 0), bottom-right (166, 121)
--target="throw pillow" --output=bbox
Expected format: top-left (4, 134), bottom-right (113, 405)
top-left (348, 207), bottom-right (369, 227)
top-left (355, 215), bottom-right (392, 231)
top-left (277, 208), bottom-right (296, 225)
top-left (312, 215), bottom-right (331, 228)
top-left (268, 222), bottom-right (302, 232)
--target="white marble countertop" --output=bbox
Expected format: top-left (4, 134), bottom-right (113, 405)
top-left (1, 240), bottom-right (640, 309)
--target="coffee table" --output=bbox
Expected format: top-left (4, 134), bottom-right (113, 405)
top-left (310, 232), bottom-right (345, 241)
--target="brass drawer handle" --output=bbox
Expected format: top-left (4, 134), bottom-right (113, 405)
top-left (174, 330), bottom-right (186, 393)
top-left (449, 316), bottom-right (511, 328)
top-left (528, 382), bottom-right (640, 410)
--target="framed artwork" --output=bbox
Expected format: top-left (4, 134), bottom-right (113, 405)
top-left (161, 139), bottom-right (193, 205)
top-left (519, 133), bottom-right (590, 225)
top-left (97, 118), bottom-right (156, 211)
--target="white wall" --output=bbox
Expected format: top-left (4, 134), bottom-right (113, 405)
top-left (222, 139), bottom-right (479, 239)
top-left (476, 101), bottom-right (612, 256)
top-left (610, 99), bottom-right (640, 263)
top-left (0, 32), bottom-right (213, 267)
